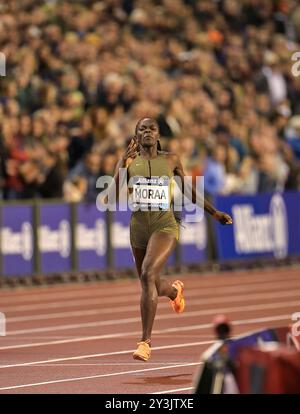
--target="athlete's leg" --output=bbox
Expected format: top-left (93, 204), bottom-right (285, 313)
top-left (132, 244), bottom-right (176, 298)
top-left (132, 247), bottom-right (146, 278)
top-left (137, 231), bottom-right (177, 342)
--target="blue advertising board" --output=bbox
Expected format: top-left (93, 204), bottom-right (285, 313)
top-left (214, 191), bottom-right (300, 261)
top-left (166, 249), bottom-right (175, 267)
top-left (112, 208), bottom-right (134, 269)
top-left (1, 205), bottom-right (34, 276)
top-left (39, 204), bottom-right (72, 273)
top-left (76, 204), bottom-right (107, 270)
top-left (179, 204), bottom-right (207, 264)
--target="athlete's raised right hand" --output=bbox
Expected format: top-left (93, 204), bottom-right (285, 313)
top-left (121, 138), bottom-right (138, 167)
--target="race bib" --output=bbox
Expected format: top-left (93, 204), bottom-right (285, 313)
top-left (131, 176), bottom-right (170, 210)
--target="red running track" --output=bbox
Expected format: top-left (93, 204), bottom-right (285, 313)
top-left (0, 266), bottom-right (299, 394)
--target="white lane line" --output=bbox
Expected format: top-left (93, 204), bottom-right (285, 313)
top-left (2, 272), bottom-right (299, 307)
top-left (7, 294), bottom-right (300, 336)
top-left (2, 292), bottom-right (137, 312)
top-left (153, 314), bottom-right (292, 336)
top-left (0, 362), bottom-right (202, 391)
top-left (9, 308), bottom-right (121, 323)
top-left (0, 331), bottom-right (140, 351)
top-left (1, 269), bottom-right (297, 302)
top-left (8, 316), bottom-right (141, 335)
top-left (151, 387), bottom-right (194, 394)
top-left (0, 341), bottom-right (213, 368)
top-left (0, 285), bottom-right (140, 305)
top-left (4, 275), bottom-right (300, 314)
top-left (0, 313), bottom-right (291, 356)
top-left (0, 333), bottom-right (213, 344)
top-left (7, 278), bottom-right (300, 322)
top-left (21, 362), bottom-right (195, 366)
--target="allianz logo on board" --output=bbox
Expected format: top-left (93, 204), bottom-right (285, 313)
top-left (76, 219), bottom-right (107, 255)
top-left (112, 222), bottom-right (131, 248)
top-left (1, 222), bottom-right (33, 260)
top-left (181, 219), bottom-right (207, 249)
top-left (39, 220), bottom-right (71, 258)
top-left (232, 194), bottom-right (288, 259)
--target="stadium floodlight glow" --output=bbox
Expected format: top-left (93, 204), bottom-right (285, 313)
top-left (0, 312), bottom-right (6, 336)
top-left (0, 52), bottom-right (5, 76)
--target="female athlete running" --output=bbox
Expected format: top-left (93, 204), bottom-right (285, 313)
top-left (107, 117), bottom-right (232, 361)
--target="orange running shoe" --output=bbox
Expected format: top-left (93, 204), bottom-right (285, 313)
top-left (170, 280), bottom-right (185, 313)
top-left (133, 340), bottom-right (151, 361)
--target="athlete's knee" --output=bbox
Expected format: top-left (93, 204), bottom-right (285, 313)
top-left (140, 265), bottom-right (157, 287)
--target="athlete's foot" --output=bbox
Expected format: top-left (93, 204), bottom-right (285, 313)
top-left (170, 280), bottom-right (185, 313)
top-left (133, 339), bottom-right (151, 361)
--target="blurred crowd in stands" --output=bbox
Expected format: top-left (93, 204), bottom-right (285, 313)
top-left (1, 0), bottom-right (300, 201)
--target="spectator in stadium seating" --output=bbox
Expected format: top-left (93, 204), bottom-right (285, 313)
top-left (19, 143), bottom-right (66, 199)
top-left (291, 3), bottom-right (300, 41)
top-left (0, 138), bottom-right (7, 200)
top-left (256, 51), bottom-right (288, 107)
top-left (0, 0), bottom-right (299, 201)
top-left (67, 114), bottom-right (94, 169)
top-left (100, 150), bottom-right (118, 177)
top-left (64, 150), bottom-right (101, 202)
top-left (203, 144), bottom-right (226, 196)
top-left (285, 115), bottom-right (300, 159)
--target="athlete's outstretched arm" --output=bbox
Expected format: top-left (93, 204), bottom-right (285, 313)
top-left (172, 154), bottom-right (233, 225)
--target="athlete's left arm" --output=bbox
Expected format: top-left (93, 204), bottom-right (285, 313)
top-left (171, 154), bottom-right (233, 225)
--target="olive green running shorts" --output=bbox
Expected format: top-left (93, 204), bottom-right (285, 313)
top-left (130, 210), bottom-right (179, 250)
